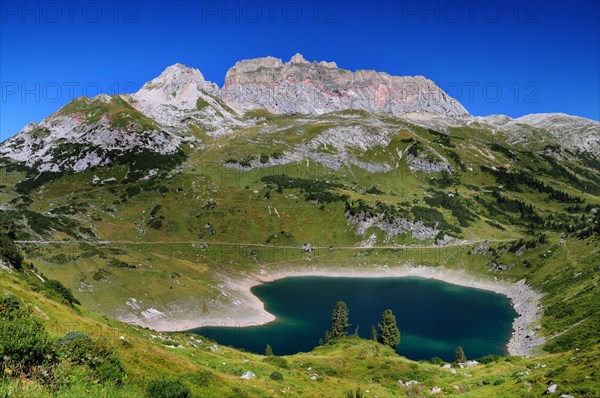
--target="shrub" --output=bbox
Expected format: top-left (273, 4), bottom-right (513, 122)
top-left (429, 356), bottom-right (444, 365)
top-left (0, 236), bottom-right (23, 269)
top-left (43, 279), bottom-right (80, 305)
top-left (55, 332), bottom-right (125, 384)
top-left (108, 259), bottom-right (136, 269)
top-left (185, 370), bottom-right (214, 387)
top-left (55, 331), bottom-right (95, 364)
top-left (263, 355), bottom-right (290, 369)
top-left (270, 371), bottom-right (283, 381)
top-left (0, 307), bottom-right (50, 366)
top-left (145, 379), bottom-right (191, 398)
top-left (125, 186), bottom-right (141, 197)
top-left (477, 354), bottom-right (502, 364)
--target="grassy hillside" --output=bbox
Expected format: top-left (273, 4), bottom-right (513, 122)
top-left (1, 268), bottom-right (599, 397)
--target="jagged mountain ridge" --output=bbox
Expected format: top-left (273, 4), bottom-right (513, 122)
top-left (219, 53), bottom-right (469, 116)
top-left (1, 54), bottom-right (599, 172)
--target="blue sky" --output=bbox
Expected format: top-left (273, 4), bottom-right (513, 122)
top-left (1, 0), bottom-right (599, 140)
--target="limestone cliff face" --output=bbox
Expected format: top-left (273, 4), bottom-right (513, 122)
top-left (219, 53), bottom-right (469, 117)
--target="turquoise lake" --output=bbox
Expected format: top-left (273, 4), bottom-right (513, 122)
top-left (191, 276), bottom-right (517, 361)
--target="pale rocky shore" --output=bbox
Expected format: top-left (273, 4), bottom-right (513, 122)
top-left (143, 265), bottom-right (544, 357)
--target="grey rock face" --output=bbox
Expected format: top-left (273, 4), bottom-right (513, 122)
top-left (219, 53), bottom-right (469, 117)
top-left (345, 210), bottom-right (440, 241)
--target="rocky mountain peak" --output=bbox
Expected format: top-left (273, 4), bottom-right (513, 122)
top-left (290, 53), bottom-right (309, 64)
top-left (225, 56), bottom-right (284, 76)
top-left (126, 64), bottom-right (228, 131)
top-left (136, 63), bottom-right (215, 97)
top-left (219, 54), bottom-right (469, 117)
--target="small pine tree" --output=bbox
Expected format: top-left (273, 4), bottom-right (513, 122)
top-left (345, 387), bottom-right (364, 398)
top-left (323, 330), bottom-right (331, 343)
top-left (377, 309), bottom-right (400, 349)
top-left (330, 301), bottom-right (350, 339)
top-left (454, 346), bottom-right (467, 363)
top-left (265, 344), bottom-right (273, 356)
top-left (370, 325), bottom-right (377, 341)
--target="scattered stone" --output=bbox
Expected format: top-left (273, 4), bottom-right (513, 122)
top-left (431, 386), bottom-right (441, 394)
top-left (546, 384), bottom-right (557, 394)
top-left (560, 395), bottom-right (574, 398)
top-left (310, 374), bottom-right (318, 381)
top-left (405, 380), bottom-right (420, 386)
top-left (301, 243), bottom-right (313, 253)
top-left (240, 371), bottom-right (255, 379)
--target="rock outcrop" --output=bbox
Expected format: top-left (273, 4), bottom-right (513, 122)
top-left (219, 53), bottom-right (469, 117)
top-left (0, 95), bottom-right (181, 172)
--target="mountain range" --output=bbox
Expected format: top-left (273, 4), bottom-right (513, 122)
top-left (1, 54), bottom-right (598, 173)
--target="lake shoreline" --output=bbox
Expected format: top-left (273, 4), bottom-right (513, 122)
top-left (149, 266), bottom-right (544, 357)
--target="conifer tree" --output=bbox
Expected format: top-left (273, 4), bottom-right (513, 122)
top-left (370, 325), bottom-right (377, 341)
top-left (454, 346), bottom-right (467, 363)
top-left (377, 309), bottom-right (400, 349)
top-left (265, 344), bottom-right (273, 356)
top-left (330, 301), bottom-right (350, 339)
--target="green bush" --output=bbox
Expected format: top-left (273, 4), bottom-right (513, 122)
top-left (270, 371), bottom-right (283, 381)
top-left (429, 356), bottom-right (444, 365)
top-left (145, 379), bottom-right (191, 398)
top-left (43, 279), bottom-right (81, 305)
top-left (0, 296), bottom-right (21, 318)
top-left (0, 236), bottom-right (23, 269)
top-left (477, 354), bottom-right (502, 364)
top-left (0, 304), bottom-right (50, 366)
top-left (55, 332), bottom-right (125, 384)
top-left (185, 370), bottom-right (214, 387)
top-left (263, 355), bottom-right (290, 369)
top-left (126, 185), bottom-right (141, 197)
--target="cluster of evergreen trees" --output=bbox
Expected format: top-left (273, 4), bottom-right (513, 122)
top-left (481, 166), bottom-right (584, 204)
top-left (0, 212), bottom-right (22, 269)
top-left (261, 175), bottom-right (349, 204)
top-left (324, 301), bottom-right (401, 350)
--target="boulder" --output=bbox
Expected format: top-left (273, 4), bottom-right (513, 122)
top-left (546, 384), bottom-right (557, 394)
top-left (240, 371), bottom-right (255, 379)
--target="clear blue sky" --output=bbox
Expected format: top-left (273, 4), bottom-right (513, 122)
top-left (1, 0), bottom-right (599, 140)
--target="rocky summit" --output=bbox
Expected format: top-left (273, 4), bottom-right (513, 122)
top-left (220, 53), bottom-right (469, 116)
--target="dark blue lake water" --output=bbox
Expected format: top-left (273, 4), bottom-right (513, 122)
top-left (191, 276), bottom-right (516, 361)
